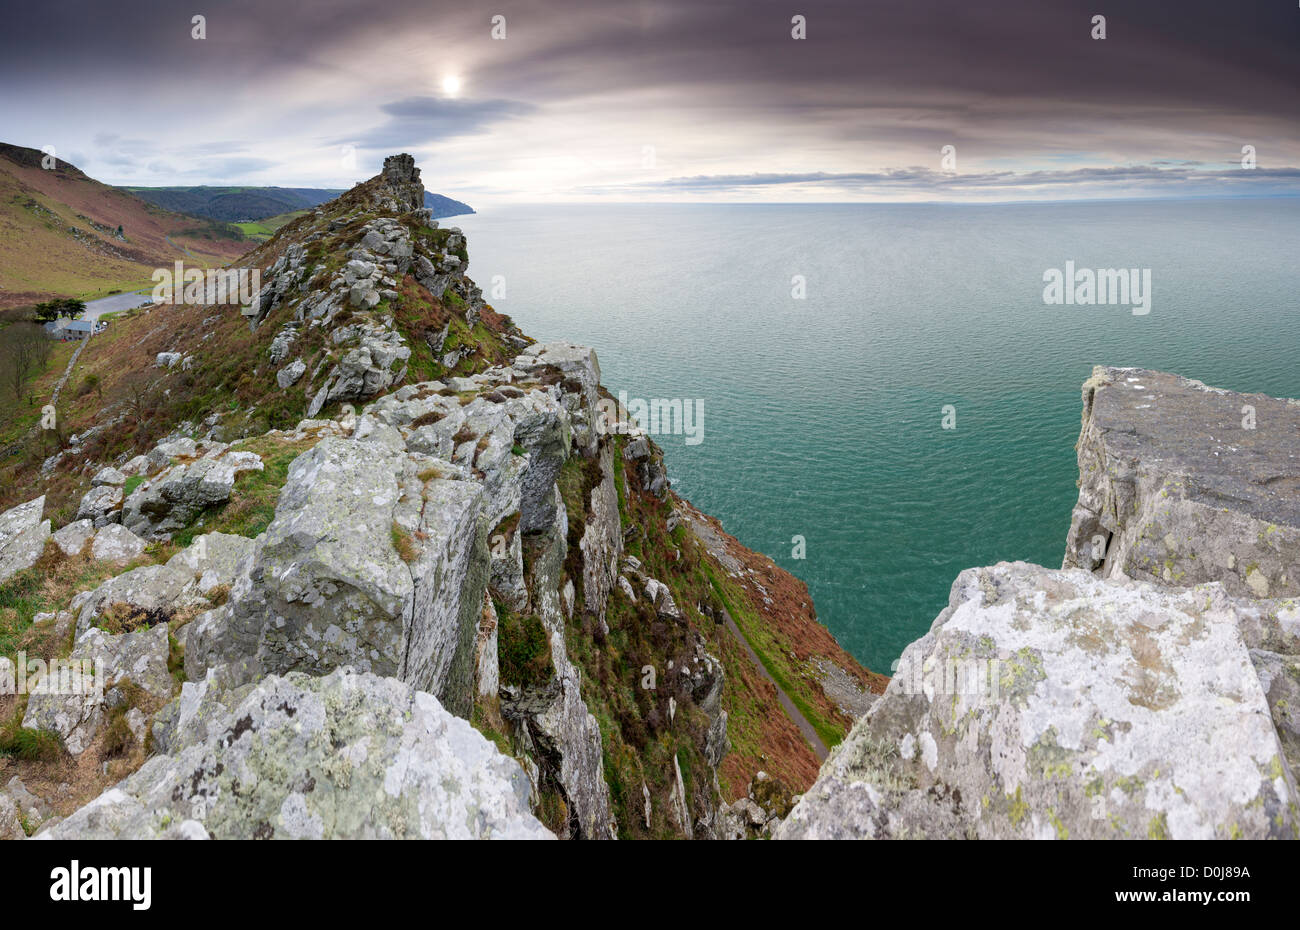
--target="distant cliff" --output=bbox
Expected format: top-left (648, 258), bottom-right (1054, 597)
top-left (778, 367), bottom-right (1300, 840)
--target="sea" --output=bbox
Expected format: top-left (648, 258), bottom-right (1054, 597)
top-left (454, 198), bottom-right (1300, 674)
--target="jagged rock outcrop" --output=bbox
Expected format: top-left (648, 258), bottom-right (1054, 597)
top-left (183, 351), bottom-right (626, 837)
top-left (39, 668), bottom-right (552, 839)
top-left (503, 492), bottom-right (616, 839)
top-left (239, 153), bottom-right (499, 431)
top-left (6, 154), bottom-right (765, 842)
top-left (1063, 366), bottom-right (1300, 598)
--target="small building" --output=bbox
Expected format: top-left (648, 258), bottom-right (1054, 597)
top-left (43, 318), bottom-right (101, 340)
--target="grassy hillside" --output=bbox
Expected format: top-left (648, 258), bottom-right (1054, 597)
top-left (232, 209), bottom-right (310, 243)
top-left (127, 185), bottom-right (474, 223)
top-left (0, 143), bottom-right (251, 310)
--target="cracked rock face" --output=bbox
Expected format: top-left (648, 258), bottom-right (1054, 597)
top-left (777, 562), bottom-right (1299, 840)
top-left (1063, 366), bottom-right (1300, 598)
top-left (38, 668), bottom-right (552, 840)
top-left (184, 435), bottom-right (488, 717)
top-left (507, 495), bottom-right (616, 840)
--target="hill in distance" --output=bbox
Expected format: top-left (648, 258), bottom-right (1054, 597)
top-left (0, 142), bottom-right (250, 310)
top-left (125, 184), bottom-right (474, 224)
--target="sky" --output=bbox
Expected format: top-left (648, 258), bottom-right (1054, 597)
top-left (3, 0), bottom-right (1299, 205)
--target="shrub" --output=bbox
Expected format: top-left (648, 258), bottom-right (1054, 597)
top-left (498, 608), bottom-right (553, 689)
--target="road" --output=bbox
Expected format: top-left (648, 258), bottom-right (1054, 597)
top-left (164, 234), bottom-right (196, 259)
top-left (82, 289), bottom-right (154, 322)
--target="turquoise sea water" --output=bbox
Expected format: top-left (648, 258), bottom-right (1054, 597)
top-left (454, 200), bottom-right (1300, 674)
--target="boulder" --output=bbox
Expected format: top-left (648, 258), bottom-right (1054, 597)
top-left (39, 668), bottom-right (553, 839)
top-left (51, 519), bottom-right (95, 557)
top-left (0, 794), bottom-right (25, 840)
top-left (71, 563), bottom-right (197, 638)
top-left (165, 532), bottom-right (256, 596)
top-left (0, 496), bottom-right (49, 584)
top-left (91, 523), bottom-right (146, 564)
top-left (4, 778), bottom-right (50, 835)
top-left (268, 328), bottom-right (296, 365)
top-left (777, 562), bottom-right (1298, 840)
top-left (121, 449), bottom-right (262, 540)
top-left (91, 466), bottom-right (127, 487)
top-left (184, 437), bottom-right (488, 717)
top-left (644, 577), bottom-right (683, 621)
top-left (76, 484), bottom-right (123, 527)
top-left (276, 358), bottom-right (306, 388)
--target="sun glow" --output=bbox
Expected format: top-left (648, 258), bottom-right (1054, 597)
top-left (442, 74), bottom-right (462, 96)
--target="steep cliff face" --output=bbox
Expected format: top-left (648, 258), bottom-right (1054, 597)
top-left (0, 154), bottom-right (877, 839)
top-left (779, 369), bottom-right (1300, 840)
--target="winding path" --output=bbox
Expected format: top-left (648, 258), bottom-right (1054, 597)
top-left (720, 605), bottom-right (830, 762)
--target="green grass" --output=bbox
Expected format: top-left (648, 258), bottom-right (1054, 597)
top-left (232, 210), bottom-right (308, 243)
top-left (0, 724), bottom-right (64, 762)
top-left (0, 545), bottom-right (162, 658)
top-left (0, 697), bottom-right (65, 761)
top-left (170, 437), bottom-right (317, 547)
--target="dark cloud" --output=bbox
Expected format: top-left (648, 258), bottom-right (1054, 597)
top-left (339, 97), bottom-right (537, 150)
top-left (6, 1), bottom-right (1297, 116)
top-left (0, 0), bottom-right (1296, 195)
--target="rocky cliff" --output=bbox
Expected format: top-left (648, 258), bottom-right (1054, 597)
top-left (0, 154), bottom-right (879, 839)
top-left (778, 366), bottom-right (1300, 840)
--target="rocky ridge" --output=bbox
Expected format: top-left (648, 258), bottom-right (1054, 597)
top-left (0, 155), bottom-right (873, 839)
